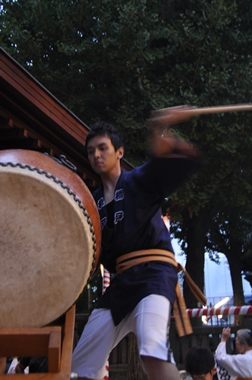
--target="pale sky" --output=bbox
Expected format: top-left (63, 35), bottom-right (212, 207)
top-left (172, 239), bottom-right (252, 306)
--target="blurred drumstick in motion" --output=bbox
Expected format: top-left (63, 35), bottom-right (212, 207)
top-left (150, 103), bottom-right (252, 126)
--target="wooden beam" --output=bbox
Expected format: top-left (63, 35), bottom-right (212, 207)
top-left (0, 327), bottom-right (61, 358)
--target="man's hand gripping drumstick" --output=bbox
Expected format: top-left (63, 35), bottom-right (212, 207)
top-left (148, 102), bottom-right (252, 158)
top-left (148, 106), bottom-right (201, 160)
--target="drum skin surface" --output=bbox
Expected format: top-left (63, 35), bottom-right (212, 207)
top-left (0, 149), bottom-right (101, 328)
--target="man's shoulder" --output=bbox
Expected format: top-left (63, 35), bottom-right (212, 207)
top-left (121, 161), bottom-right (150, 177)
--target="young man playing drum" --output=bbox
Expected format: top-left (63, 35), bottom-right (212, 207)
top-left (72, 107), bottom-right (202, 380)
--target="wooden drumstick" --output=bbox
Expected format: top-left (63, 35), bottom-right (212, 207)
top-left (180, 103), bottom-right (252, 116)
top-left (150, 103), bottom-right (252, 126)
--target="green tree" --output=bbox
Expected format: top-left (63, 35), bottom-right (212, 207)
top-left (1, 0), bottom-right (171, 163)
top-left (164, 0), bottom-right (252, 309)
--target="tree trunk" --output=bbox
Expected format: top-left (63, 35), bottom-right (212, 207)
top-left (225, 240), bottom-right (245, 325)
top-left (183, 211), bottom-right (209, 327)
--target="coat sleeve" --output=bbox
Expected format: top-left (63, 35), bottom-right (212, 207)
top-left (131, 156), bottom-right (202, 198)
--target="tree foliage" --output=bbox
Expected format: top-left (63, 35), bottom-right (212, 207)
top-left (1, 0), bottom-right (252, 309)
top-left (163, 0), bottom-right (252, 307)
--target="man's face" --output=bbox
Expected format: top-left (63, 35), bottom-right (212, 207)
top-left (86, 135), bottom-right (123, 175)
top-left (235, 337), bottom-right (246, 354)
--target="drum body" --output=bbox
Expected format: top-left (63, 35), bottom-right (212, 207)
top-left (0, 149), bottom-right (101, 328)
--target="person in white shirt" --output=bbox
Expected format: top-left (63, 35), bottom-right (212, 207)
top-left (215, 327), bottom-right (252, 379)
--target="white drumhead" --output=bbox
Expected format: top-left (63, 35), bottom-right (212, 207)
top-left (0, 165), bottom-right (96, 328)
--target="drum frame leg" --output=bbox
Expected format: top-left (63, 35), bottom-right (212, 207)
top-left (0, 305), bottom-right (76, 379)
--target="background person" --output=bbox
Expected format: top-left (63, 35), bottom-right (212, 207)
top-left (184, 346), bottom-right (217, 380)
top-left (215, 327), bottom-right (252, 379)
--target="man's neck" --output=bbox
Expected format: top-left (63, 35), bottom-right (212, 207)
top-left (101, 167), bottom-right (121, 204)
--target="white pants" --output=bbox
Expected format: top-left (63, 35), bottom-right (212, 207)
top-left (72, 294), bottom-right (175, 379)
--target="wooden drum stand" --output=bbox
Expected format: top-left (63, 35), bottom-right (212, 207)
top-left (0, 305), bottom-right (76, 380)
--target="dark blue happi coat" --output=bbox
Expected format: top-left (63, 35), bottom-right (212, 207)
top-left (93, 156), bottom-right (199, 325)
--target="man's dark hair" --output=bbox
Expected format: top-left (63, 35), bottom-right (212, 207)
top-left (85, 122), bottom-right (124, 152)
top-left (184, 347), bottom-right (215, 377)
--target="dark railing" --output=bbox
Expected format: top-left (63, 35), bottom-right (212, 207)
top-left (74, 314), bottom-right (252, 379)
